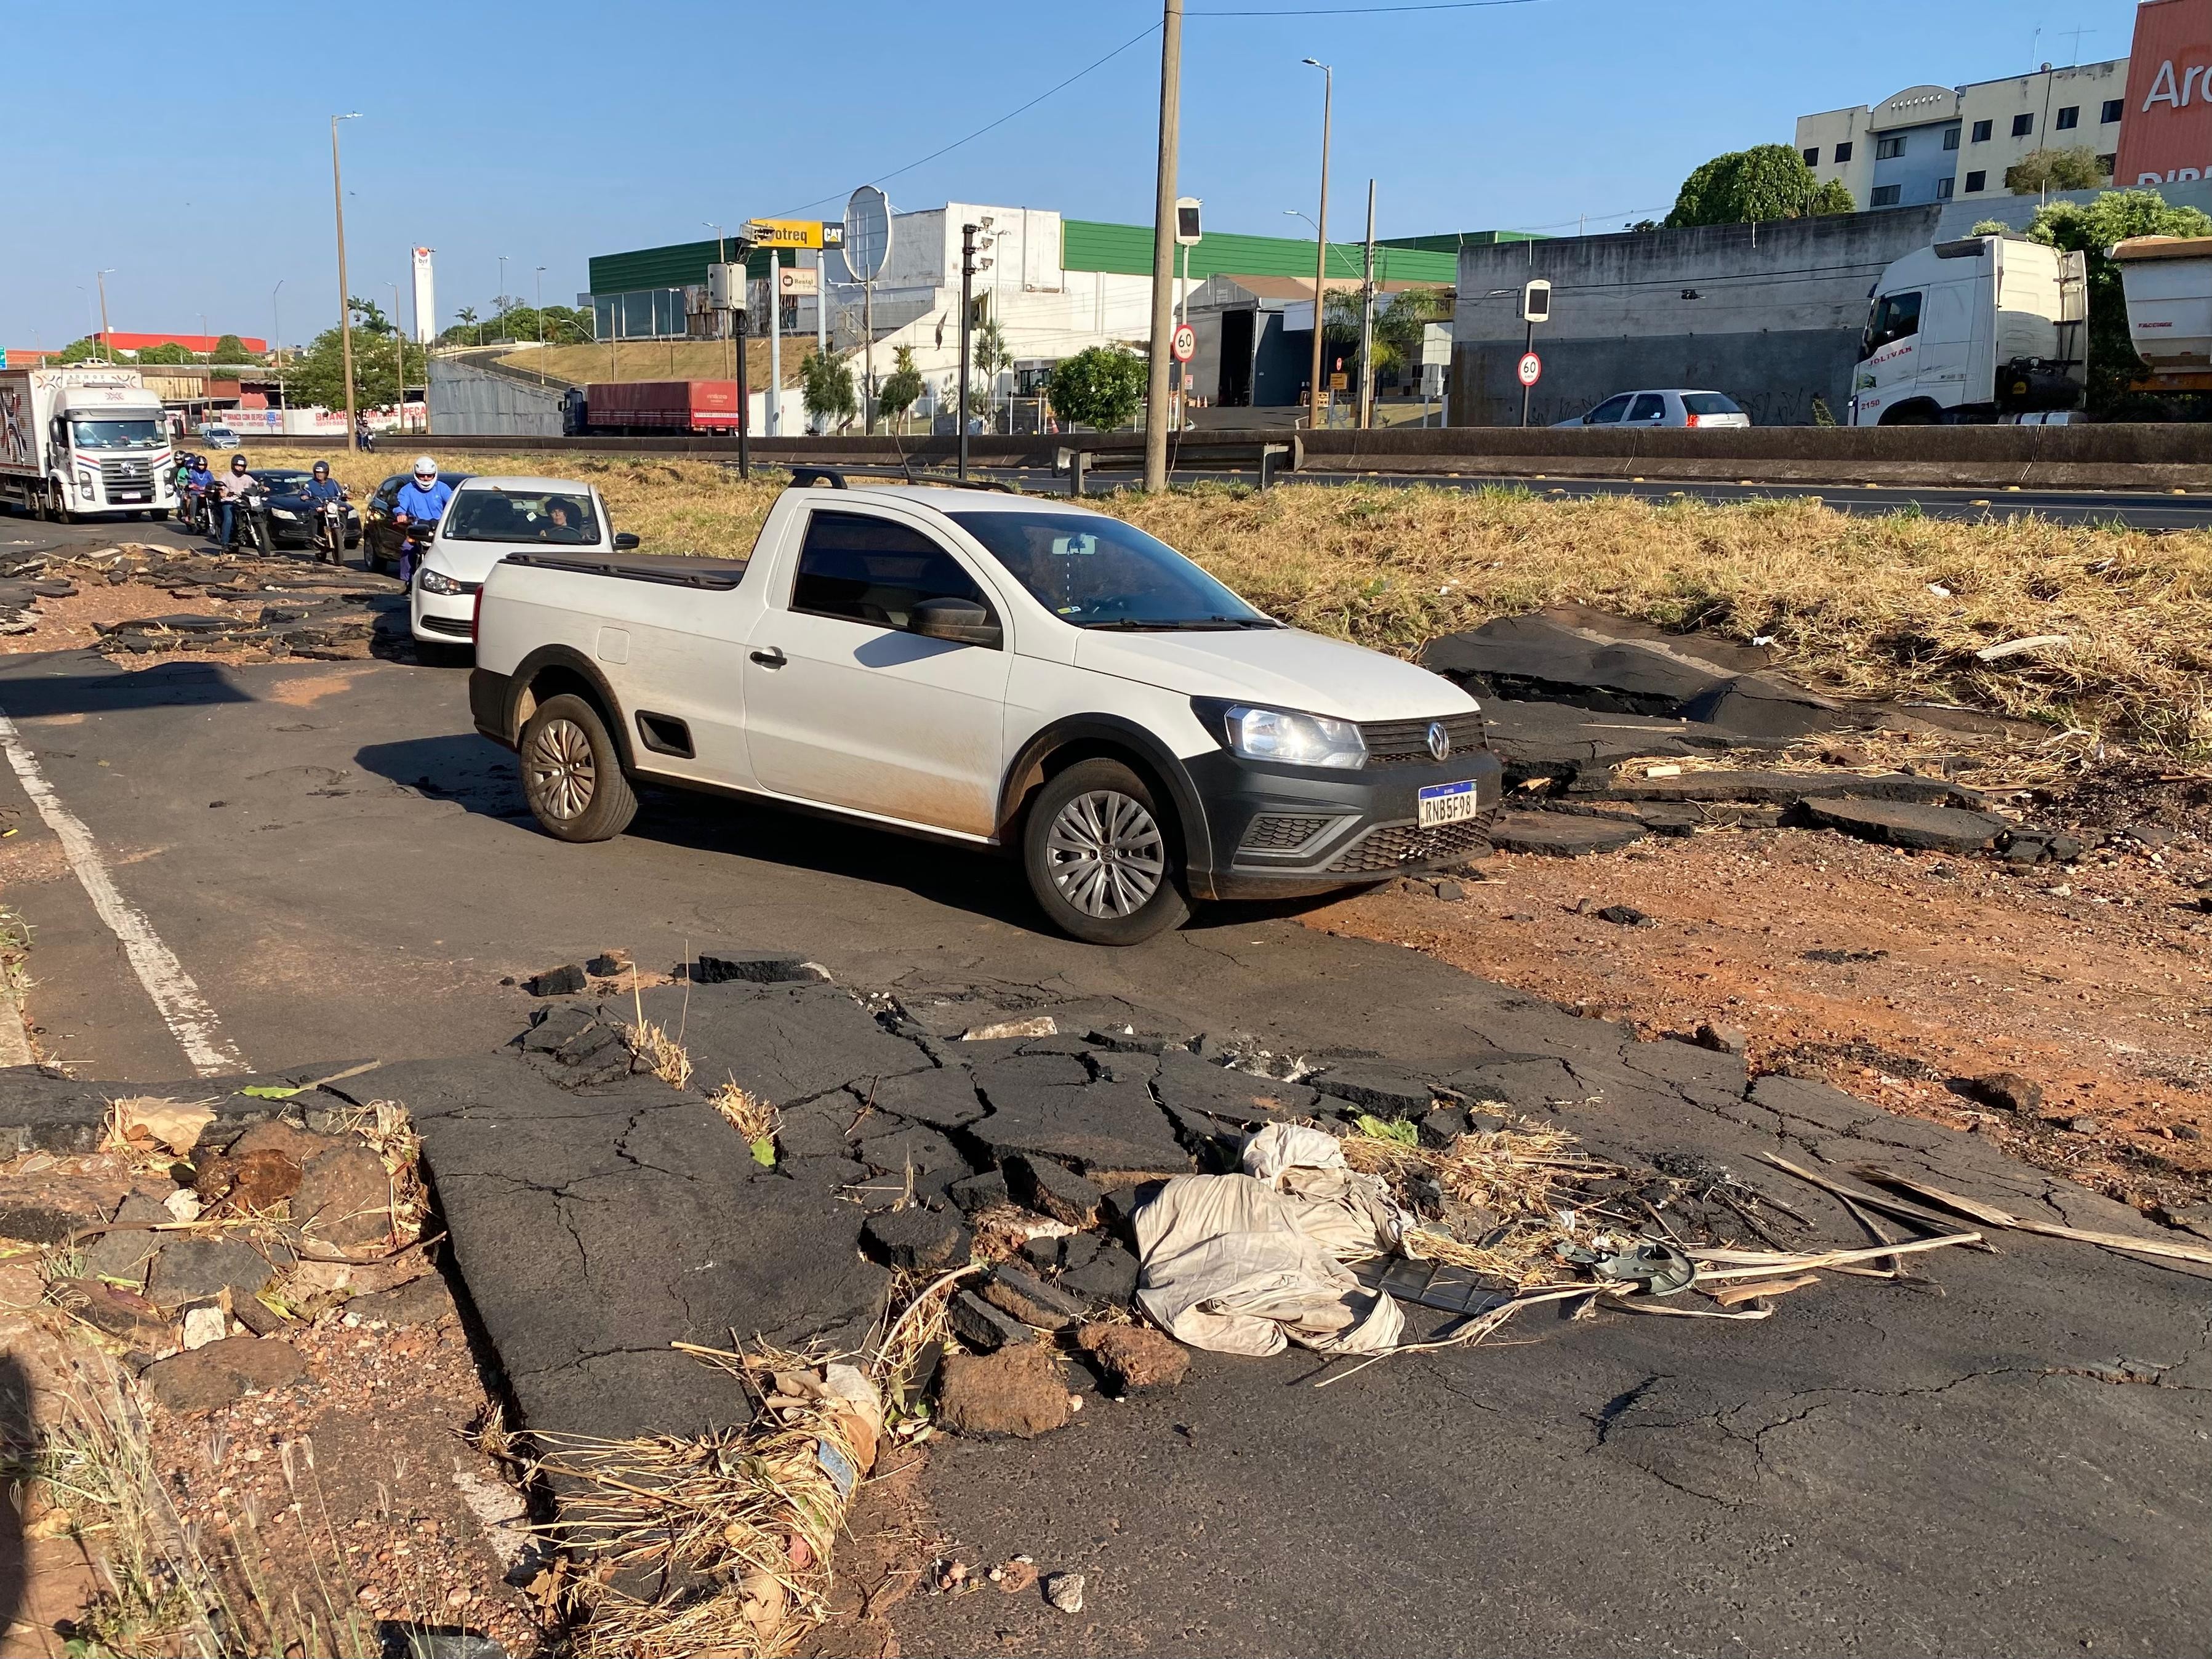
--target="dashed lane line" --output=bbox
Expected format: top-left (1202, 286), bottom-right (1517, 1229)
top-left (0, 702), bottom-right (246, 1076)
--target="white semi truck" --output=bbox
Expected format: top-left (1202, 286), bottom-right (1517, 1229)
top-left (0, 365), bottom-right (176, 521)
top-left (1848, 236), bottom-right (2088, 425)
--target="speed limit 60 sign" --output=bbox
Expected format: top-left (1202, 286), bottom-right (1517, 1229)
top-left (1171, 323), bottom-right (1196, 363)
top-left (1517, 351), bottom-right (1542, 387)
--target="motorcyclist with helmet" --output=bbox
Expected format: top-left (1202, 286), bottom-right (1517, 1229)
top-left (184, 454), bottom-right (216, 536)
top-left (302, 459), bottom-right (349, 563)
top-left (391, 455), bottom-right (453, 588)
top-left (217, 453), bottom-right (260, 550)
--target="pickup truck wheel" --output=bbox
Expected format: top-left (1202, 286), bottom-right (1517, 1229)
top-left (520, 694), bottom-right (637, 843)
top-left (1024, 758), bottom-right (1190, 946)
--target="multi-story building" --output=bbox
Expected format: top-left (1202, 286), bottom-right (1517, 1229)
top-left (1796, 59), bottom-right (2130, 211)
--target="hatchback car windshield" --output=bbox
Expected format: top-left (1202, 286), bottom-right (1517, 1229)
top-left (950, 511), bottom-right (1274, 629)
top-left (446, 489), bottom-right (599, 545)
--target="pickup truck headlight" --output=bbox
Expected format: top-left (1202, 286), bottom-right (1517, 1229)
top-left (417, 569), bottom-right (463, 596)
top-left (1221, 704), bottom-right (1367, 769)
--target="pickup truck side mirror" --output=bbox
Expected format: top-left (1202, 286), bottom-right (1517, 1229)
top-left (910, 597), bottom-right (1001, 649)
top-left (614, 532), bottom-right (640, 550)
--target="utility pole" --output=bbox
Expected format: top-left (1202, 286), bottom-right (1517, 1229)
top-left (768, 252), bottom-right (782, 438)
top-left (1144, 0), bottom-right (1184, 491)
top-left (1358, 179), bottom-right (1376, 430)
top-left (391, 281), bottom-right (405, 432)
top-left (535, 265), bottom-right (547, 385)
top-left (272, 280), bottom-right (284, 411)
top-left (1302, 58), bottom-right (1333, 432)
top-left (331, 114), bottom-right (361, 449)
top-left (960, 223), bottom-right (977, 480)
top-left (95, 269), bottom-right (115, 363)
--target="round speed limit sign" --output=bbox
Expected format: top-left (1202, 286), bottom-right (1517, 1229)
top-left (1517, 351), bottom-right (1542, 387)
top-left (1171, 323), bottom-right (1196, 362)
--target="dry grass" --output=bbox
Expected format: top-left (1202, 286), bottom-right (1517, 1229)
top-left (709, 1078), bottom-right (780, 1167)
top-left (226, 454), bottom-right (2212, 756)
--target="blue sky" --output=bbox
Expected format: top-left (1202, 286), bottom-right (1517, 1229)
top-left (0, 0), bottom-right (2140, 349)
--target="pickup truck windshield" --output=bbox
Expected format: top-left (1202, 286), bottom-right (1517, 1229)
top-left (950, 511), bottom-right (1273, 630)
top-left (68, 419), bottom-right (163, 450)
top-left (446, 489), bottom-right (600, 545)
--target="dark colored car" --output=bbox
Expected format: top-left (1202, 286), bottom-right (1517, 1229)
top-left (362, 472), bottom-right (473, 572)
top-left (252, 468), bottom-right (364, 550)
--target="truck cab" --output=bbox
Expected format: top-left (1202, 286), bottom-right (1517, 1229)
top-left (1849, 236), bottom-right (2086, 425)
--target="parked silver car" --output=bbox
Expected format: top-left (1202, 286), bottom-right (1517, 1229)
top-left (1554, 390), bottom-right (1750, 429)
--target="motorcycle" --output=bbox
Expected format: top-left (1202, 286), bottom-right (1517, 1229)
top-left (222, 488), bottom-right (274, 556)
top-left (312, 496), bottom-right (349, 563)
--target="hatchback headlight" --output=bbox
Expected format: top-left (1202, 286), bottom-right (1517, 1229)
top-left (271, 507), bottom-right (300, 520)
top-left (1221, 704), bottom-right (1367, 769)
top-left (417, 569), bottom-right (463, 596)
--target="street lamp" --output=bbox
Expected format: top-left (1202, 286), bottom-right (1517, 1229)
top-left (1300, 57), bottom-right (1332, 432)
top-left (272, 279), bottom-right (284, 411)
top-left (331, 113), bottom-right (363, 450)
top-left (705, 222), bottom-right (732, 382)
top-left (497, 255), bottom-right (508, 343)
top-left (95, 269), bottom-right (116, 363)
top-left (535, 265), bottom-right (547, 385)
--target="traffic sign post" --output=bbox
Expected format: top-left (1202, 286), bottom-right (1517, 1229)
top-left (1517, 350), bottom-right (1541, 428)
top-left (1518, 278), bottom-right (1550, 428)
top-left (1171, 323), bottom-right (1195, 361)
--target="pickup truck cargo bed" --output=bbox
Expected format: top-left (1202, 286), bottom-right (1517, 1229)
top-left (501, 550), bottom-right (750, 589)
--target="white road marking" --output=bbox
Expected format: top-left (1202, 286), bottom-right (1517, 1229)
top-left (0, 704), bottom-right (246, 1076)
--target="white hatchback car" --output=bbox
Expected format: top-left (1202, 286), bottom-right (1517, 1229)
top-left (1553, 389), bottom-right (1751, 428)
top-left (410, 475), bottom-right (637, 648)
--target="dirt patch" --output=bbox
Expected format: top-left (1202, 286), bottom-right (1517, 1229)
top-left (0, 582), bottom-right (263, 657)
top-left (1310, 821), bottom-right (2212, 1215)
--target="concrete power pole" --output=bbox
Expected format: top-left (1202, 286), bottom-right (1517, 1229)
top-left (1303, 60), bottom-right (1333, 432)
top-left (1144, 0), bottom-right (1184, 493)
top-left (1358, 179), bottom-right (1376, 430)
top-left (331, 113), bottom-right (362, 451)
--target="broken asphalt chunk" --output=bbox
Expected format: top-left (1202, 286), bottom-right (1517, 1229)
top-left (1488, 809), bottom-right (1646, 857)
top-left (948, 1290), bottom-right (1035, 1352)
top-left (1798, 797), bottom-right (2009, 854)
top-left (860, 1205), bottom-right (971, 1272)
top-left (979, 1265), bottom-right (1088, 1332)
top-left (526, 964), bottom-right (588, 997)
top-left (1001, 1154), bottom-right (1104, 1227)
top-left (690, 948), bottom-right (824, 985)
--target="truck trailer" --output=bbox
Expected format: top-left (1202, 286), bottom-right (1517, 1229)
top-left (0, 365), bottom-right (177, 520)
top-left (1848, 237), bottom-right (2088, 425)
top-left (578, 379), bottom-right (742, 435)
top-left (2111, 235), bottom-right (2212, 396)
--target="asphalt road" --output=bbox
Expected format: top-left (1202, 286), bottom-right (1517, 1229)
top-left (2, 523), bottom-right (2208, 1654)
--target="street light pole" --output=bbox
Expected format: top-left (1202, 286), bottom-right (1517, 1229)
top-left (497, 255), bottom-right (509, 343)
top-left (331, 113), bottom-right (362, 451)
top-left (1144, 0), bottom-right (1184, 491)
top-left (1359, 179), bottom-right (1376, 430)
top-left (960, 223), bottom-right (978, 481)
top-left (391, 282), bottom-right (405, 432)
top-left (271, 280), bottom-right (284, 411)
top-left (535, 265), bottom-right (547, 385)
top-left (1302, 58), bottom-right (1332, 432)
top-left (94, 270), bottom-right (116, 362)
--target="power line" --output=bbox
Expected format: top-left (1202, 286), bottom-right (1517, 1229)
top-left (772, 22), bottom-right (1164, 219)
top-left (1192, 0), bottom-right (1543, 12)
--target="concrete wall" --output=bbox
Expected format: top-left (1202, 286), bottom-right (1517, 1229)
top-left (1451, 207), bottom-right (1944, 427)
top-left (428, 357), bottom-right (567, 438)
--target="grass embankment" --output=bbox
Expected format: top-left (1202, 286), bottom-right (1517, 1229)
top-left (238, 449), bottom-right (2212, 755)
top-left (492, 337), bottom-right (797, 387)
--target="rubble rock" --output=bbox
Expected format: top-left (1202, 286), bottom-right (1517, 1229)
top-left (1595, 769), bottom-right (1984, 809)
top-left (948, 1290), bottom-right (1036, 1353)
top-left (691, 949), bottom-right (822, 986)
top-left (1044, 1572), bottom-right (1087, 1615)
top-left (1002, 1154), bottom-right (1105, 1227)
top-left (294, 1143), bottom-right (393, 1246)
top-left (1800, 797), bottom-right (2008, 853)
top-left (149, 1236), bottom-right (278, 1308)
top-left (860, 1205), bottom-right (971, 1272)
top-left (949, 1170), bottom-right (1011, 1214)
top-left (1418, 1105), bottom-right (1473, 1148)
top-left (1058, 1245), bottom-right (1140, 1309)
top-left (1959, 1072), bottom-right (2043, 1114)
top-left (936, 1345), bottom-right (1072, 1439)
top-left (1595, 904), bottom-right (1653, 927)
top-left (1488, 810), bottom-right (1646, 858)
top-left (585, 950), bottom-right (633, 978)
top-left (979, 1265), bottom-right (1088, 1332)
top-left (1310, 1064), bottom-right (1437, 1119)
top-left (194, 1146), bottom-right (304, 1211)
top-left (343, 1274), bottom-right (451, 1328)
top-left (527, 964), bottom-right (588, 997)
top-left (0, 1169), bottom-right (128, 1244)
top-left (1691, 1023), bottom-right (1749, 1057)
top-left (141, 1335), bottom-right (306, 1414)
top-left (54, 1279), bottom-right (174, 1349)
top-left (81, 1194), bottom-right (172, 1284)
top-left (1020, 1235), bottom-right (1064, 1272)
top-left (1077, 1322), bottom-right (1189, 1391)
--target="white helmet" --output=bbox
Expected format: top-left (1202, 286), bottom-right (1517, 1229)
top-left (412, 455), bottom-right (438, 478)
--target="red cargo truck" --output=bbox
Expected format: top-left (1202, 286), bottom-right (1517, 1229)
top-left (580, 379), bottom-right (742, 434)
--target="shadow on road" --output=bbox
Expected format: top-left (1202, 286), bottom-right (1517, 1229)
top-left (0, 656), bottom-right (257, 720)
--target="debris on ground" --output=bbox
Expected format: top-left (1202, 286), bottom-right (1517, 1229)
top-left (1076, 1322), bottom-right (1190, 1392)
top-left (1044, 1570), bottom-right (1086, 1615)
top-left (935, 1345), bottom-right (1075, 1440)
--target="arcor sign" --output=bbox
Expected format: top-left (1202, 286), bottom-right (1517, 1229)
top-left (2117, 0), bottom-right (2212, 185)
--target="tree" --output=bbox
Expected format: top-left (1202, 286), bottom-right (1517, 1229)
top-left (878, 345), bottom-right (924, 430)
top-left (799, 347), bottom-right (857, 431)
top-left (50, 336), bottom-right (104, 363)
top-left (1666, 143), bottom-right (1856, 228)
top-left (2006, 146), bottom-right (2109, 195)
top-left (286, 321), bottom-right (427, 412)
top-left (970, 319), bottom-right (1012, 425)
top-left (346, 297), bottom-right (393, 336)
top-left (1047, 345), bottom-right (1147, 432)
top-left (1372, 284), bottom-right (1453, 383)
top-left (212, 332), bottom-right (254, 364)
top-left (135, 342), bottom-right (194, 364)
top-left (2018, 187), bottom-right (2212, 411)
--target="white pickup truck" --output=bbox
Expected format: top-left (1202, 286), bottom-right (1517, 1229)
top-left (468, 478), bottom-right (1501, 944)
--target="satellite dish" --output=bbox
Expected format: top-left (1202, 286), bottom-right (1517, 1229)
top-left (843, 185), bottom-right (892, 283)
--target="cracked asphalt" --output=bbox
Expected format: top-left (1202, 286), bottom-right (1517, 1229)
top-left (0, 640), bottom-right (2207, 1655)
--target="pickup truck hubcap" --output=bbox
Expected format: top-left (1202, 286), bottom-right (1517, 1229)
top-left (527, 718), bottom-right (596, 821)
top-left (1046, 790), bottom-right (1164, 918)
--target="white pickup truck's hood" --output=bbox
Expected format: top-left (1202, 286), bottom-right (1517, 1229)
top-left (1071, 625), bottom-right (1474, 720)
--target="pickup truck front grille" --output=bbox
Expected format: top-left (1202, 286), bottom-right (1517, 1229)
top-left (1358, 711), bottom-right (1486, 768)
top-left (1324, 815), bottom-right (1495, 874)
top-left (100, 457), bottom-right (154, 503)
top-left (1236, 813), bottom-right (1333, 854)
